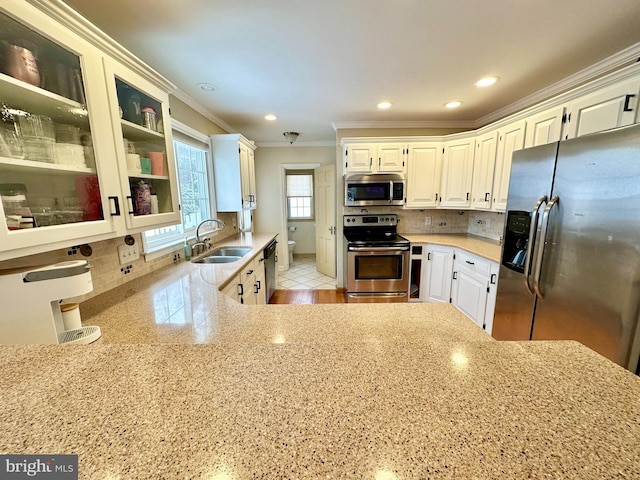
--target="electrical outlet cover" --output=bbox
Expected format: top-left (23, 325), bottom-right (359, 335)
top-left (118, 244), bottom-right (140, 265)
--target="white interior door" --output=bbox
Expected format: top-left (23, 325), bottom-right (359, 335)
top-left (314, 164), bottom-right (336, 277)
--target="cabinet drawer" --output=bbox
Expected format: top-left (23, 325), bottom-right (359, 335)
top-left (240, 257), bottom-right (257, 280)
top-left (455, 250), bottom-right (491, 276)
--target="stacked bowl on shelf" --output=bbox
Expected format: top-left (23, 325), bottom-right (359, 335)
top-left (15, 114), bottom-right (56, 163)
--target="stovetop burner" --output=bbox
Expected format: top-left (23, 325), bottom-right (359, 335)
top-left (344, 232), bottom-right (409, 246)
top-left (342, 214), bottom-right (409, 247)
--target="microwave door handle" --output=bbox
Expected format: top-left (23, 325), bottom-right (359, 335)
top-left (523, 195), bottom-right (547, 294)
top-left (389, 181), bottom-right (393, 203)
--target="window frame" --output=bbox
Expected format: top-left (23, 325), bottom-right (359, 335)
top-left (286, 170), bottom-right (315, 221)
top-left (141, 120), bottom-right (215, 257)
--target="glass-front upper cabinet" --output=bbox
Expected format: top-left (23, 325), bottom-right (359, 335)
top-left (103, 58), bottom-right (180, 231)
top-left (0, 2), bottom-right (121, 259)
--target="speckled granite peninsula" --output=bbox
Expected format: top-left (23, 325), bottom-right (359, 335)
top-left (1, 233), bottom-right (639, 479)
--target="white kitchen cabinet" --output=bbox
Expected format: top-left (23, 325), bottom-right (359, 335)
top-left (423, 244), bottom-right (454, 303)
top-left (563, 77), bottom-right (640, 140)
top-left (241, 146), bottom-right (257, 209)
top-left (255, 263), bottom-right (266, 305)
top-left (219, 252), bottom-right (266, 304)
top-left (470, 131), bottom-right (498, 210)
top-left (238, 259), bottom-right (257, 305)
top-left (440, 137), bottom-right (475, 208)
top-left (0, 1), bottom-right (181, 261)
top-left (450, 250), bottom-right (498, 332)
top-left (343, 142), bottom-right (405, 174)
top-left (524, 106), bottom-right (565, 148)
top-left (0, 3), bottom-right (120, 260)
top-left (211, 134), bottom-right (257, 211)
top-left (491, 120), bottom-right (526, 212)
top-left (222, 275), bottom-right (241, 303)
top-left (405, 142), bottom-right (442, 208)
top-left (103, 59), bottom-right (181, 231)
top-left (483, 262), bottom-right (499, 335)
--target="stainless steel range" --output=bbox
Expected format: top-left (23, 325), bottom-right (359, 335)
top-left (343, 214), bottom-right (410, 303)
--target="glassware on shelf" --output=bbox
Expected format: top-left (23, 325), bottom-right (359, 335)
top-left (141, 106), bottom-right (157, 131)
top-left (15, 114), bottom-right (56, 163)
top-left (131, 180), bottom-right (151, 215)
top-left (54, 143), bottom-right (85, 167)
top-left (0, 124), bottom-right (24, 159)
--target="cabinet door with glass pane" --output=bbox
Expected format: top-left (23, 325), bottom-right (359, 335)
top-left (0, 2), bottom-right (122, 259)
top-left (103, 58), bottom-right (180, 231)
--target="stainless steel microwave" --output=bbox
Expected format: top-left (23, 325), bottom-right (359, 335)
top-left (344, 173), bottom-right (405, 207)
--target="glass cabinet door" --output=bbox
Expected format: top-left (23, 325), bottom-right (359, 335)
top-left (103, 59), bottom-right (180, 231)
top-left (0, 4), bottom-right (121, 258)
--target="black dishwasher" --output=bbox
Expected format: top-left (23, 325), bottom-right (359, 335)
top-left (263, 239), bottom-right (278, 302)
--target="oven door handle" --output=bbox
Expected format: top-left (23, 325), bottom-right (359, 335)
top-left (348, 292), bottom-right (408, 300)
top-left (348, 246), bottom-right (409, 252)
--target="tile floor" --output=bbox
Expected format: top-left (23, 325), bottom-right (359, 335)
top-left (277, 254), bottom-right (336, 290)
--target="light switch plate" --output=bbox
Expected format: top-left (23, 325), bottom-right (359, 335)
top-left (118, 244), bottom-right (140, 265)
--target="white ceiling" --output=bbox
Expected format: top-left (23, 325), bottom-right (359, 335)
top-left (62, 0), bottom-right (640, 145)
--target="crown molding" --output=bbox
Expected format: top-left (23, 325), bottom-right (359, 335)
top-left (170, 89), bottom-right (236, 133)
top-left (331, 120), bottom-right (476, 131)
top-left (477, 42), bottom-right (640, 127)
top-left (27, 0), bottom-right (176, 92)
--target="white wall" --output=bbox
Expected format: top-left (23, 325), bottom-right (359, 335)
top-left (287, 221), bottom-right (315, 254)
top-left (253, 146), bottom-right (336, 265)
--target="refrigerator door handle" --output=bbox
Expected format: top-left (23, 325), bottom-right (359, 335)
top-left (533, 195), bottom-right (559, 298)
top-left (523, 195), bottom-right (548, 294)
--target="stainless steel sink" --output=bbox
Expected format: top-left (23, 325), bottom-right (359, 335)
top-left (209, 246), bottom-right (252, 257)
top-left (192, 256), bottom-right (243, 264)
top-left (192, 245), bottom-right (252, 264)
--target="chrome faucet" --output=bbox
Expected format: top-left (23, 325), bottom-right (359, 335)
top-left (195, 218), bottom-right (226, 245)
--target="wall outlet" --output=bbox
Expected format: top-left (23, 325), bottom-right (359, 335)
top-left (118, 244), bottom-right (140, 265)
top-left (486, 218), bottom-right (491, 228)
top-left (424, 216), bottom-right (431, 226)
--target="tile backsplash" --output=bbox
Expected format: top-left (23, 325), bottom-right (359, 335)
top-left (397, 209), bottom-right (505, 240)
top-left (0, 211), bottom-right (238, 303)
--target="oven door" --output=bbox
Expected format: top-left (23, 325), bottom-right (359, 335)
top-left (347, 247), bottom-right (410, 302)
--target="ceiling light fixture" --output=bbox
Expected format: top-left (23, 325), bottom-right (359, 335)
top-left (444, 101), bottom-right (462, 109)
top-left (264, 114), bottom-right (277, 121)
top-left (475, 76), bottom-right (499, 87)
top-left (377, 101), bottom-right (392, 109)
top-left (197, 82), bottom-right (216, 91)
top-left (283, 131), bottom-right (300, 144)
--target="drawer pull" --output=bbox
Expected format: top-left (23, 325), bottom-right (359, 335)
top-left (465, 260), bottom-right (475, 265)
top-left (246, 269), bottom-right (254, 275)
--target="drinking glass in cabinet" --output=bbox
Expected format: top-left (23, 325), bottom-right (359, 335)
top-left (0, 124), bottom-right (23, 159)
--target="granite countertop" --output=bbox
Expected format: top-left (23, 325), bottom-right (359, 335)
top-left (401, 233), bottom-right (502, 263)
top-left (1, 233), bottom-right (639, 478)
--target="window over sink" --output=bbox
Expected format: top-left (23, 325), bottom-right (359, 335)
top-left (142, 121), bottom-right (214, 255)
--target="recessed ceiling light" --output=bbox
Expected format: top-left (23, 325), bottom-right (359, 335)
top-left (264, 114), bottom-right (278, 121)
top-left (475, 76), bottom-right (499, 87)
top-left (377, 101), bottom-right (392, 109)
top-left (445, 101), bottom-right (462, 109)
top-left (197, 83), bottom-right (216, 91)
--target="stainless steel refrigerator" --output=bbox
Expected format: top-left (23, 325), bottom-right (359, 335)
top-left (493, 123), bottom-right (640, 373)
